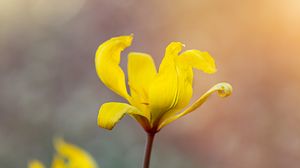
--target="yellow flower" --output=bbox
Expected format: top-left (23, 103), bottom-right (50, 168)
top-left (95, 35), bottom-right (232, 133)
top-left (28, 160), bottom-right (45, 168)
top-left (28, 139), bottom-right (98, 168)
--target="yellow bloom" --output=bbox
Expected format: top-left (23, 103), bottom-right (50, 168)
top-left (95, 35), bottom-right (232, 133)
top-left (28, 139), bottom-right (98, 168)
top-left (28, 160), bottom-right (45, 168)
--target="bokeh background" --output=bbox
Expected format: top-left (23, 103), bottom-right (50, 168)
top-left (1, 0), bottom-right (300, 167)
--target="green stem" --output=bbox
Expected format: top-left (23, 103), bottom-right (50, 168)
top-left (143, 132), bottom-right (156, 168)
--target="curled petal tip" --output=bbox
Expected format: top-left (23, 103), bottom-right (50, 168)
top-left (110, 34), bottom-right (133, 46)
top-left (124, 34), bottom-right (134, 42)
top-left (214, 82), bottom-right (232, 97)
top-left (157, 82), bottom-right (232, 130)
top-left (167, 42), bottom-right (185, 53)
top-left (122, 34), bottom-right (134, 43)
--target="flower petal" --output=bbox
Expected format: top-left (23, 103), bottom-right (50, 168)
top-left (127, 52), bottom-right (157, 111)
top-left (98, 102), bottom-right (150, 130)
top-left (95, 35), bottom-right (133, 100)
top-left (158, 82), bottom-right (232, 130)
top-left (28, 160), bottom-right (45, 168)
top-left (179, 50), bottom-right (217, 74)
top-left (158, 42), bottom-right (183, 72)
top-left (148, 42), bottom-right (185, 126)
top-left (52, 138), bottom-right (98, 168)
top-left (158, 50), bottom-right (217, 124)
top-left (155, 63), bottom-right (193, 127)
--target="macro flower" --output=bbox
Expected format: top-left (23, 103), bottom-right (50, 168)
top-left (95, 35), bottom-right (232, 133)
top-left (28, 139), bottom-right (98, 168)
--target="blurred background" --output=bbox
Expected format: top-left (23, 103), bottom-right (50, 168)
top-left (1, 0), bottom-right (300, 167)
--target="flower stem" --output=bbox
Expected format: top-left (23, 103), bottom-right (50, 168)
top-left (143, 132), bottom-right (156, 168)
